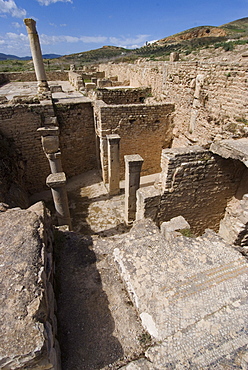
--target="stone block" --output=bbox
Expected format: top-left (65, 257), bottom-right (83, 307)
top-left (160, 215), bottom-right (190, 240)
top-left (0, 203), bottom-right (60, 369)
top-left (170, 52), bottom-right (179, 62)
top-left (50, 85), bottom-right (63, 93)
top-left (85, 82), bottom-right (96, 91)
top-left (41, 135), bottom-right (60, 154)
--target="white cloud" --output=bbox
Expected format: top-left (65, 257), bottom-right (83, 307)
top-left (6, 31), bottom-right (27, 40)
top-left (0, 0), bottom-right (26, 18)
top-left (109, 34), bottom-right (150, 48)
top-left (39, 34), bottom-right (108, 45)
top-left (12, 21), bottom-right (22, 28)
top-left (37, 0), bottom-right (72, 5)
top-left (0, 32), bottom-right (29, 55)
top-left (0, 30), bottom-right (150, 57)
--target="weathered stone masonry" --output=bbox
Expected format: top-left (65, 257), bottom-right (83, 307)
top-left (54, 101), bottom-right (97, 179)
top-left (137, 146), bottom-right (246, 235)
top-left (0, 101), bottom-right (97, 193)
top-left (99, 61), bottom-right (248, 143)
top-left (94, 101), bottom-right (174, 183)
top-left (95, 87), bottom-right (151, 105)
top-left (0, 103), bottom-right (51, 193)
top-left (0, 71), bottom-right (68, 84)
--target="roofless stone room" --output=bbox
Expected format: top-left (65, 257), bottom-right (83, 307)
top-left (0, 11), bottom-right (248, 370)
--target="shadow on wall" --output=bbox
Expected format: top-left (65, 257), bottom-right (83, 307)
top-left (54, 231), bottom-right (124, 369)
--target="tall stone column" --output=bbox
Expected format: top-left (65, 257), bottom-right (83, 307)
top-left (106, 134), bottom-right (121, 195)
top-left (124, 154), bottom-right (144, 224)
top-left (46, 172), bottom-right (71, 230)
top-left (24, 18), bottom-right (49, 93)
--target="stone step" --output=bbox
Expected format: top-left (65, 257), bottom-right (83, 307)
top-left (114, 219), bottom-right (248, 368)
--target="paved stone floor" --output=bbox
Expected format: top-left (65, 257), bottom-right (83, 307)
top-left (32, 170), bottom-right (248, 369)
top-left (0, 80), bottom-right (89, 102)
top-left (114, 219), bottom-right (248, 369)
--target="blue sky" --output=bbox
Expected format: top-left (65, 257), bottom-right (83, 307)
top-left (0, 0), bottom-right (247, 57)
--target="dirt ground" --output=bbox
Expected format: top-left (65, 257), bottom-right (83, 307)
top-left (54, 229), bottom-right (150, 369)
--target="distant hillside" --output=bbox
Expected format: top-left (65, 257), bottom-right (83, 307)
top-left (0, 53), bottom-right (62, 61)
top-left (59, 46), bottom-right (129, 65)
top-left (157, 17), bottom-right (248, 45)
top-left (1, 17), bottom-right (247, 70)
top-left (54, 17), bottom-right (248, 65)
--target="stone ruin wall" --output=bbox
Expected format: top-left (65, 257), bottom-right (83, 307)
top-left (0, 96), bottom-right (174, 196)
top-left (55, 101), bottom-right (97, 178)
top-left (95, 87), bottom-right (151, 105)
top-left (94, 101), bottom-right (174, 182)
top-left (99, 61), bottom-right (248, 145)
top-left (0, 101), bottom-right (96, 194)
top-left (0, 71), bottom-right (68, 85)
top-left (137, 146), bottom-right (247, 235)
top-left (0, 103), bottom-right (51, 193)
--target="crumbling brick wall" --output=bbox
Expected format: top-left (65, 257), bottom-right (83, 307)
top-left (55, 101), bottom-right (97, 178)
top-left (99, 61), bottom-right (248, 144)
top-left (95, 87), bottom-right (151, 105)
top-left (0, 103), bottom-right (50, 193)
top-left (94, 101), bottom-right (174, 182)
top-left (2, 71), bottom-right (68, 82)
top-left (137, 146), bottom-right (246, 235)
top-left (0, 101), bottom-right (97, 194)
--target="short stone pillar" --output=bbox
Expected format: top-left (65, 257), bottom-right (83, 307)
top-left (124, 154), bottom-right (144, 224)
top-left (47, 152), bottom-right (63, 173)
top-left (189, 74), bottom-right (205, 133)
top-left (46, 172), bottom-right (71, 230)
top-left (170, 52), bottom-right (179, 62)
top-left (107, 134), bottom-right (121, 195)
top-left (24, 18), bottom-right (49, 93)
top-left (37, 126), bottom-right (63, 174)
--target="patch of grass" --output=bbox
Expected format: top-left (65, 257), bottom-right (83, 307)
top-left (236, 116), bottom-right (248, 125)
top-left (138, 332), bottom-right (152, 348)
top-left (179, 228), bottom-right (196, 238)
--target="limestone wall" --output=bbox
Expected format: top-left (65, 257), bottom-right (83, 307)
top-left (137, 146), bottom-right (246, 235)
top-left (99, 61), bottom-right (248, 145)
top-left (3, 71), bottom-right (68, 82)
top-left (0, 101), bottom-right (96, 193)
top-left (0, 103), bottom-right (50, 193)
top-left (219, 194), bottom-right (248, 247)
top-left (68, 71), bottom-right (84, 90)
top-left (55, 101), bottom-right (97, 178)
top-left (95, 87), bottom-right (151, 105)
top-left (0, 202), bottom-right (60, 369)
top-left (95, 101), bottom-right (174, 182)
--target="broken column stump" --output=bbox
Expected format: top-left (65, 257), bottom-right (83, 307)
top-left (46, 172), bottom-right (71, 230)
top-left (107, 134), bottom-right (121, 196)
top-left (124, 154), bottom-right (144, 224)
